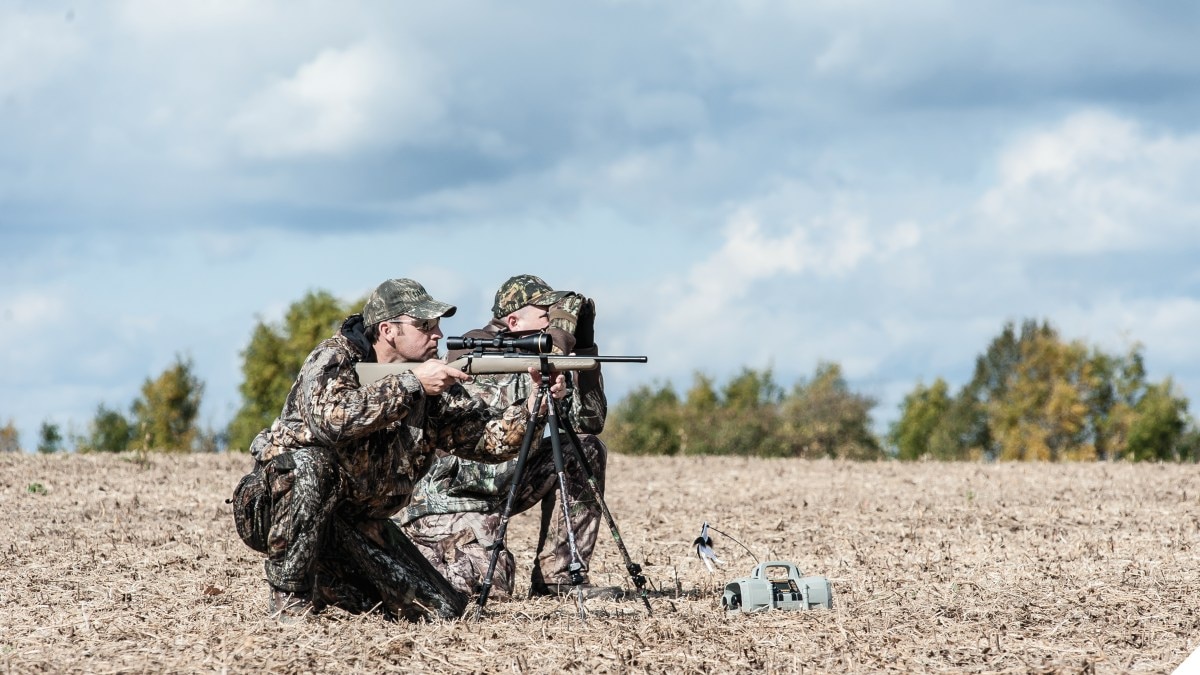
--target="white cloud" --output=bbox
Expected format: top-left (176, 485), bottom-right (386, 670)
top-left (229, 40), bottom-right (445, 158)
top-left (977, 110), bottom-right (1200, 254)
top-left (0, 289), bottom-right (70, 394)
top-left (0, 289), bottom-right (67, 327)
top-left (630, 186), bottom-right (920, 381)
top-left (1058, 296), bottom-right (1200, 368)
top-left (684, 192), bottom-right (890, 299)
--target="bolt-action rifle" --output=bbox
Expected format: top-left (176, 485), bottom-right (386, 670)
top-left (354, 333), bottom-right (647, 384)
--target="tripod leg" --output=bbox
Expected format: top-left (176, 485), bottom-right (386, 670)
top-left (471, 385), bottom-right (548, 620)
top-left (546, 401), bottom-right (589, 622)
top-left (553, 399), bottom-right (654, 616)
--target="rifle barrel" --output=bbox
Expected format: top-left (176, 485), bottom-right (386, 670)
top-left (354, 354), bottom-right (646, 386)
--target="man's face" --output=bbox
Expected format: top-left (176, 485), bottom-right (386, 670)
top-left (508, 304), bottom-right (550, 333)
top-left (378, 316), bottom-right (443, 363)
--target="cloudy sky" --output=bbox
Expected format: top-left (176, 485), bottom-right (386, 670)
top-left (3, 1), bottom-right (1199, 450)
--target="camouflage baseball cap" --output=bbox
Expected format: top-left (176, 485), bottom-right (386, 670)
top-left (363, 278), bottom-right (457, 325)
top-left (491, 274), bottom-right (573, 318)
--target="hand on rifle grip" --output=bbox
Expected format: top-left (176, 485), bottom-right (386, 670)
top-left (411, 359), bottom-right (470, 395)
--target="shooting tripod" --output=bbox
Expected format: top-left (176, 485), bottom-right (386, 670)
top-left (471, 357), bottom-right (653, 621)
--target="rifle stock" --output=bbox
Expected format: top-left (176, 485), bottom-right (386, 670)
top-left (355, 354), bottom-right (646, 386)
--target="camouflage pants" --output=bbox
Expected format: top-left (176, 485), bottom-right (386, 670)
top-left (405, 434), bottom-right (606, 597)
top-left (231, 447), bottom-right (467, 622)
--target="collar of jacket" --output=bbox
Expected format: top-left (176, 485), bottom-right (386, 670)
top-left (340, 314), bottom-right (375, 360)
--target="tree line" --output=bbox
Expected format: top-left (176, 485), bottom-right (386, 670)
top-left (887, 319), bottom-right (1197, 461)
top-left (3, 289), bottom-right (1195, 462)
top-left (606, 320), bottom-right (1196, 461)
top-left (0, 290), bottom-right (356, 454)
top-left (604, 362), bottom-right (883, 459)
top-left (0, 355), bottom-right (210, 454)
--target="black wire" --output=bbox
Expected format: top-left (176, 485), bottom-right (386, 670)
top-left (707, 524), bottom-right (760, 564)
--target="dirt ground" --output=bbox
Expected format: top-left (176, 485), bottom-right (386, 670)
top-left (2, 451), bottom-right (1198, 674)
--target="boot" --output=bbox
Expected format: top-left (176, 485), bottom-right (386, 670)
top-left (268, 586), bottom-right (314, 624)
top-left (530, 581), bottom-right (625, 600)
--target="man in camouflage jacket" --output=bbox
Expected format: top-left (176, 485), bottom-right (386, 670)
top-left (230, 278), bottom-right (564, 623)
top-left (399, 274), bottom-right (617, 600)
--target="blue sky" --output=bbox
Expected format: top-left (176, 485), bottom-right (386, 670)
top-left (3, 1), bottom-right (1199, 450)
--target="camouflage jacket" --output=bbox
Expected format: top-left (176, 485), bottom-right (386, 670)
top-left (397, 320), bottom-right (607, 524)
top-left (249, 314), bottom-right (540, 519)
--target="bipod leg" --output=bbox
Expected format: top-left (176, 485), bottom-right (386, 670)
top-left (553, 399), bottom-right (654, 616)
top-left (470, 384), bottom-right (549, 622)
top-left (546, 399), bottom-right (589, 623)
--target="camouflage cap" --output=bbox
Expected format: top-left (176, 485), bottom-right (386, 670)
top-left (362, 278), bottom-right (457, 325)
top-left (491, 274), bottom-right (573, 318)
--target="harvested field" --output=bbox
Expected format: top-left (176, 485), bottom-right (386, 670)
top-left (2, 452), bottom-right (1198, 674)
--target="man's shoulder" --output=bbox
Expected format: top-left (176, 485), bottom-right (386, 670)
top-left (298, 334), bottom-right (364, 377)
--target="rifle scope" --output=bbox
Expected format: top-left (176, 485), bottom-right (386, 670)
top-left (445, 333), bottom-right (553, 354)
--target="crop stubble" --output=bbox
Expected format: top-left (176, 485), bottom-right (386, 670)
top-left (2, 452), bottom-right (1198, 673)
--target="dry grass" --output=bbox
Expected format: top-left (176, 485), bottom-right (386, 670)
top-left (2, 452), bottom-right (1198, 674)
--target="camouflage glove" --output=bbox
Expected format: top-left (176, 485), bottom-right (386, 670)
top-left (549, 294), bottom-right (595, 349)
top-left (549, 293), bottom-right (583, 337)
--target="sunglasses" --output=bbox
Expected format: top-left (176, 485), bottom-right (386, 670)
top-left (389, 318), bottom-right (441, 333)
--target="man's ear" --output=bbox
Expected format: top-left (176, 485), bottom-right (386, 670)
top-left (505, 313), bottom-right (520, 331)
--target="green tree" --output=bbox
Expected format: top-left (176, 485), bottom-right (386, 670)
top-left (685, 373), bottom-right (719, 414)
top-left (708, 368), bottom-right (785, 456)
top-left (1083, 347), bottom-right (1142, 460)
top-left (1126, 380), bottom-right (1189, 461)
top-left (79, 404), bottom-right (136, 453)
top-left (722, 367), bottom-right (783, 411)
top-left (926, 395), bottom-right (989, 460)
top-left (228, 290), bottom-right (352, 451)
top-left (889, 378), bottom-right (952, 460)
top-left (1177, 422), bottom-right (1200, 463)
top-left (131, 355), bottom-right (204, 452)
top-left (779, 362), bottom-right (882, 459)
top-left (37, 421), bottom-right (63, 454)
top-left (679, 374), bottom-right (719, 455)
top-left (608, 363), bottom-right (880, 458)
top-left (0, 419), bottom-right (21, 453)
top-left (604, 383), bottom-right (683, 456)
